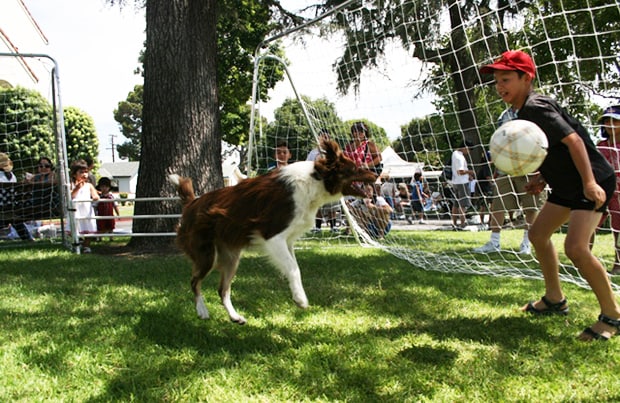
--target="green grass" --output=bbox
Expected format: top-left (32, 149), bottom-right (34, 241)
top-left (1, 236), bottom-right (620, 402)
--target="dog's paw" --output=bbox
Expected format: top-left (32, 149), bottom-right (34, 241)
top-left (294, 298), bottom-right (309, 309)
top-left (195, 296), bottom-right (210, 320)
top-left (292, 291), bottom-right (309, 309)
top-left (231, 315), bottom-right (247, 325)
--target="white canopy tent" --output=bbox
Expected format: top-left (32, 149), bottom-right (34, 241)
top-left (380, 146), bottom-right (424, 179)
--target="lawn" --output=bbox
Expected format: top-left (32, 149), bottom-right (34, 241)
top-left (1, 236), bottom-right (620, 402)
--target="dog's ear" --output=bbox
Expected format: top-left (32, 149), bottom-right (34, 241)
top-left (320, 139), bottom-right (341, 163)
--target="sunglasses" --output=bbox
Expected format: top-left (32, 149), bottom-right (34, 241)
top-left (38, 164), bottom-right (51, 168)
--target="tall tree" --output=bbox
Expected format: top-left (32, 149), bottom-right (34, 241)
top-left (326, 0), bottom-right (526, 149)
top-left (63, 106), bottom-right (100, 165)
top-left (128, 0), bottom-right (222, 248)
top-left (112, 2), bottom-right (290, 162)
top-left (513, 0), bottom-right (620, 111)
top-left (324, 0), bottom-right (619, 148)
top-left (102, 0), bottom-right (306, 249)
top-left (114, 85), bottom-right (142, 161)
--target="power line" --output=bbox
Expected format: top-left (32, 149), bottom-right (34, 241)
top-left (107, 134), bottom-right (117, 162)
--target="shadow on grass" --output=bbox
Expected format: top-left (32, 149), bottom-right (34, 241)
top-left (1, 243), bottom-right (602, 401)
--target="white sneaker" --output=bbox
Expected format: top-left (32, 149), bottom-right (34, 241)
top-left (519, 242), bottom-right (531, 255)
top-left (473, 241), bottom-right (500, 253)
top-left (419, 219), bottom-right (425, 224)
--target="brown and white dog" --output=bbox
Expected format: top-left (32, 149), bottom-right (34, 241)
top-left (169, 140), bottom-right (377, 324)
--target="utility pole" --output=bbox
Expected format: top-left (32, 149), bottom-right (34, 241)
top-left (108, 134), bottom-right (117, 162)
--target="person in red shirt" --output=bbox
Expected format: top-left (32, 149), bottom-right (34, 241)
top-left (95, 177), bottom-right (120, 235)
top-left (596, 105), bottom-right (620, 275)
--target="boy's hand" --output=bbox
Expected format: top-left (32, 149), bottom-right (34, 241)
top-left (584, 182), bottom-right (606, 209)
top-left (524, 173), bottom-right (546, 194)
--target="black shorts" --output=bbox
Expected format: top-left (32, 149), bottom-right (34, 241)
top-left (547, 175), bottom-right (615, 213)
top-left (411, 200), bottom-right (424, 212)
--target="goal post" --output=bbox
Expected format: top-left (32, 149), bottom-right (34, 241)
top-left (248, 0), bottom-right (620, 292)
top-left (0, 52), bottom-right (78, 249)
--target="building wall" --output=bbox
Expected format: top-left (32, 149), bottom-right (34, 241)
top-left (0, 0), bottom-right (52, 93)
top-left (117, 177), bottom-right (134, 194)
top-left (99, 162), bottom-right (139, 194)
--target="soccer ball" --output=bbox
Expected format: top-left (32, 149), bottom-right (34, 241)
top-left (489, 119), bottom-right (548, 176)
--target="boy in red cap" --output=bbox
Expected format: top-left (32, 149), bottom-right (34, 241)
top-left (480, 50), bottom-right (619, 341)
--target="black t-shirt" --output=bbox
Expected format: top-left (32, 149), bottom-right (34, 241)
top-left (517, 92), bottom-right (613, 199)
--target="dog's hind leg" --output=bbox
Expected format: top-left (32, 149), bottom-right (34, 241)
top-left (263, 236), bottom-right (309, 309)
top-left (215, 246), bottom-right (246, 324)
top-left (191, 252), bottom-right (216, 320)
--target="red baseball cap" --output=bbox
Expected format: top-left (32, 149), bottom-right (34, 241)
top-left (480, 50), bottom-right (536, 78)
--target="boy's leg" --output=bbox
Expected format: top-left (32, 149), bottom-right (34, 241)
top-left (525, 202), bottom-right (569, 308)
top-left (566, 210), bottom-right (620, 324)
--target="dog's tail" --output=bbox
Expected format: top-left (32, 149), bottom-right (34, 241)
top-left (168, 174), bottom-right (196, 207)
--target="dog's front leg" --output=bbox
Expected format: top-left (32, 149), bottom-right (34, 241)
top-left (264, 237), bottom-right (309, 309)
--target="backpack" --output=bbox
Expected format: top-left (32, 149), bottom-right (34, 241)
top-left (441, 155), bottom-right (453, 181)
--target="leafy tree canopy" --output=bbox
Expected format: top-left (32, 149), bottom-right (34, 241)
top-left (114, 85), bottom-right (142, 161)
top-left (322, 0), bottom-right (619, 150)
top-left (113, 1), bottom-right (292, 160)
top-left (256, 95), bottom-right (391, 172)
top-left (63, 106), bottom-right (100, 166)
top-left (0, 86), bottom-right (54, 175)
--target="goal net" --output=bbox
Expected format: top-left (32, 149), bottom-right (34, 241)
top-left (0, 53), bottom-right (71, 245)
top-left (248, 0), bottom-right (620, 292)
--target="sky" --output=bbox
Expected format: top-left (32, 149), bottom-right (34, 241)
top-left (24, 0), bottom-right (434, 163)
top-left (260, 34), bottom-right (435, 139)
top-left (26, 0), bottom-right (146, 163)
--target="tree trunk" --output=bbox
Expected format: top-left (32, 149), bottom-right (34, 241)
top-left (447, 0), bottom-right (482, 163)
top-left (129, 0), bottom-right (223, 250)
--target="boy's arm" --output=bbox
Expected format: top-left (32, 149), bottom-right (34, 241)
top-left (417, 184), bottom-right (428, 199)
top-left (563, 132), bottom-right (606, 209)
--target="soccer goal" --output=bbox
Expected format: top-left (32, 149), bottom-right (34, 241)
top-left (248, 0), bottom-right (620, 292)
top-left (0, 53), bottom-right (76, 248)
